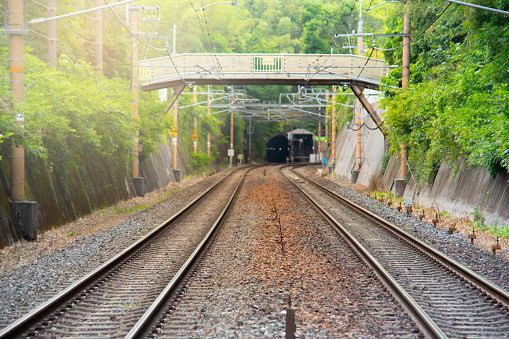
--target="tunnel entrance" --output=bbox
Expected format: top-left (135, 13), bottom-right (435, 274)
top-left (266, 135), bottom-right (290, 163)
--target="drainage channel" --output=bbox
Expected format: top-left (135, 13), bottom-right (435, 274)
top-left (284, 167), bottom-right (509, 338)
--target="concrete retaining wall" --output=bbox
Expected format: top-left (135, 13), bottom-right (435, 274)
top-left (332, 101), bottom-right (509, 227)
top-left (406, 160), bottom-right (509, 227)
top-left (333, 101), bottom-right (387, 186)
top-left (0, 136), bottom-right (190, 247)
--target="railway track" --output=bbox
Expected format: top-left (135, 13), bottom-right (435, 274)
top-left (284, 166), bottom-right (509, 338)
top-left (0, 166), bottom-right (254, 338)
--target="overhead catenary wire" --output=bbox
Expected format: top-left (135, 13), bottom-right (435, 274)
top-left (187, 0), bottom-right (230, 92)
top-left (103, 0), bottom-right (188, 86)
top-left (64, 0), bottom-right (97, 21)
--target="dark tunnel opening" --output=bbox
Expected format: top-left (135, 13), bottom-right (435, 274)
top-left (266, 135), bottom-right (290, 163)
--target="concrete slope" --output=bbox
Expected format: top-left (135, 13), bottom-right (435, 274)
top-left (332, 101), bottom-right (509, 228)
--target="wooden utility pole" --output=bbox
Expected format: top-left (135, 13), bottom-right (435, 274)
top-left (48, 0), bottom-right (57, 66)
top-left (95, 0), bottom-right (103, 73)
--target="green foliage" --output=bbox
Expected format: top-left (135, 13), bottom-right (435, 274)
top-left (471, 207), bottom-right (488, 231)
top-left (381, 1), bottom-right (509, 183)
top-left (379, 154), bottom-right (391, 178)
top-left (489, 224), bottom-right (509, 239)
top-left (188, 153), bottom-right (212, 174)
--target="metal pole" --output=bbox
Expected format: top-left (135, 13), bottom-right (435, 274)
top-left (29, 0), bottom-right (137, 24)
top-left (193, 89), bottom-right (198, 154)
top-left (130, 5), bottom-right (140, 178)
top-left (325, 89), bottom-right (329, 156)
top-left (230, 96), bottom-right (234, 167)
top-left (317, 121), bottom-right (321, 163)
top-left (172, 24), bottom-right (177, 55)
top-left (332, 86), bottom-right (337, 166)
top-left (355, 0), bottom-right (363, 170)
top-left (8, 0), bottom-right (26, 201)
top-left (248, 118), bottom-right (252, 164)
top-left (95, 0), bottom-right (103, 73)
top-left (442, 0), bottom-right (509, 15)
top-left (400, 12), bottom-right (410, 179)
top-left (207, 91), bottom-right (211, 157)
top-left (171, 91), bottom-right (178, 170)
top-left (47, 0), bottom-right (56, 67)
top-left (357, 0), bottom-right (363, 56)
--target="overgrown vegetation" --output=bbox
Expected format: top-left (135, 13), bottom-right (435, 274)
top-left (381, 0), bottom-right (509, 185)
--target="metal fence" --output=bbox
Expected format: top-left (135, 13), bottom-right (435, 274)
top-left (253, 55), bottom-right (283, 73)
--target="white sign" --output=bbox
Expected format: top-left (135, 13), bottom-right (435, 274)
top-left (228, 149), bottom-right (234, 156)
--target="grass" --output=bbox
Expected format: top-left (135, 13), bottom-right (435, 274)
top-left (440, 210), bottom-right (452, 218)
top-left (114, 205), bottom-right (148, 214)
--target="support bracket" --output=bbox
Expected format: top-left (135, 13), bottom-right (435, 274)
top-left (351, 85), bottom-right (386, 136)
top-left (159, 82), bottom-right (186, 121)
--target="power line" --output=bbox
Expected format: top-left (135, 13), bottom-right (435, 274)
top-left (31, 0), bottom-right (49, 9)
top-left (28, 27), bottom-right (49, 39)
top-left (189, 0), bottom-right (229, 89)
top-left (103, 0), bottom-right (188, 86)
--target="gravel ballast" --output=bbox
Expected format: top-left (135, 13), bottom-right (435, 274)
top-left (0, 171), bottom-right (230, 329)
top-left (1, 164), bottom-right (508, 337)
top-left (297, 167), bottom-right (509, 291)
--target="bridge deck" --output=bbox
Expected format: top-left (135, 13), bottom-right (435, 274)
top-left (139, 53), bottom-right (389, 91)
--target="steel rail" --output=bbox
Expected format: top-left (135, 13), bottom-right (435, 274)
top-left (0, 167), bottom-right (251, 339)
top-left (125, 166), bottom-right (253, 338)
top-left (291, 168), bottom-right (509, 309)
top-left (282, 167), bottom-right (446, 339)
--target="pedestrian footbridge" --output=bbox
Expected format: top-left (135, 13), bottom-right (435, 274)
top-left (139, 53), bottom-right (389, 92)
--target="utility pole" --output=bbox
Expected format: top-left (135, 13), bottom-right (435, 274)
top-left (193, 88), bottom-right (198, 154)
top-left (400, 12), bottom-right (410, 178)
top-left (325, 89), bottom-right (329, 159)
top-left (171, 96), bottom-right (178, 170)
top-left (95, 0), bottom-right (103, 73)
top-left (353, 0), bottom-right (363, 182)
top-left (129, 4), bottom-right (145, 196)
top-left (229, 95), bottom-right (234, 167)
top-left (7, 0), bottom-right (37, 240)
top-left (207, 91), bottom-right (211, 157)
top-left (248, 118), bottom-right (253, 164)
top-left (317, 120), bottom-right (321, 164)
top-left (331, 86), bottom-right (337, 168)
top-left (395, 10), bottom-right (411, 197)
top-left (47, 0), bottom-right (56, 67)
